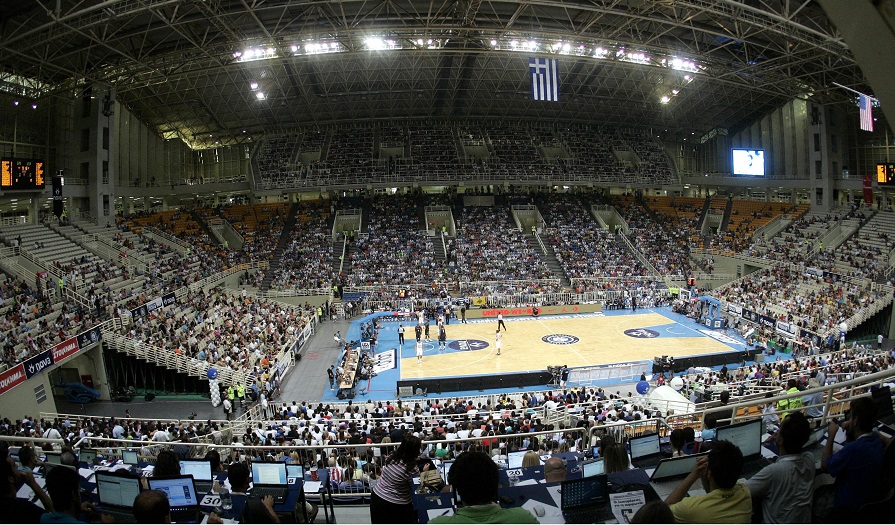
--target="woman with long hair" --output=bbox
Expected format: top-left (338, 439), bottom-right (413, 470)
top-left (369, 435), bottom-right (422, 523)
top-left (603, 442), bottom-right (631, 474)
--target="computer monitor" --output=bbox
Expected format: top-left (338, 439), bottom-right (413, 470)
top-left (79, 449), bottom-right (97, 464)
top-left (179, 460), bottom-right (212, 481)
top-left (507, 451), bottom-right (529, 470)
top-left (251, 462), bottom-right (287, 485)
top-left (148, 476), bottom-right (199, 507)
top-left (122, 450), bottom-right (139, 465)
top-left (96, 472), bottom-right (143, 508)
top-left (441, 460), bottom-right (454, 482)
top-left (629, 433), bottom-right (661, 459)
top-left (581, 458), bottom-right (604, 478)
top-left (44, 452), bottom-right (63, 465)
top-left (649, 452), bottom-right (709, 481)
top-left (286, 464), bottom-right (304, 480)
top-left (715, 419), bottom-right (762, 458)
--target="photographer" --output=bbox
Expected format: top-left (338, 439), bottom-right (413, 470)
top-left (369, 435), bottom-right (422, 524)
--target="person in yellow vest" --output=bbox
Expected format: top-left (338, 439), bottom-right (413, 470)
top-left (236, 384), bottom-right (245, 407)
top-left (777, 378), bottom-right (803, 419)
top-left (531, 224), bottom-right (536, 235)
top-left (226, 385), bottom-right (235, 407)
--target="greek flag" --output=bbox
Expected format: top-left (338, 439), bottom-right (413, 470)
top-left (529, 57), bottom-right (559, 102)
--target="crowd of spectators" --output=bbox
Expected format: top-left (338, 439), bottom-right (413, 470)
top-left (608, 195), bottom-right (697, 277)
top-left (712, 265), bottom-right (886, 334)
top-left (346, 195), bottom-right (446, 287)
top-left (121, 287), bottom-right (315, 382)
top-left (537, 193), bottom-right (647, 280)
top-left (452, 206), bottom-right (555, 293)
top-left (253, 123), bottom-right (678, 188)
top-left (268, 204), bottom-right (335, 291)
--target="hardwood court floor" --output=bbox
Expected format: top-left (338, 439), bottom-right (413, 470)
top-left (399, 312), bottom-right (736, 379)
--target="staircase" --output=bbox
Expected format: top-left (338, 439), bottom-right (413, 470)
top-left (331, 236), bottom-right (347, 277)
top-left (433, 234), bottom-right (447, 262)
top-left (188, 210), bottom-right (220, 246)
top-left (259, 202), bottom-right (299, 291)
top-left (526, 232), bottom-right (570, 287)
top-left (720, 197), bottom-right (733, 232)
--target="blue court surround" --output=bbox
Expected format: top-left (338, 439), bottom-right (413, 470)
top-left (319, 307), bottom-right (757, 402)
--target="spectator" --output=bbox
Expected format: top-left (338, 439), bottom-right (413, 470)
top-left (521, 451), bottom-right (540, 468)
top-left (0, 457), bottom-right (46, 523)
top-left (41, 464), bottom-right (91, 524)
top-left (543, 457), bottom-right (567, 483)
top-left (669, 429), bottom-right (687, 457)
top-left (745, 412), bottom-right (814, 523)
top-left (133, 490), bottom-right (171, 524)
top-left (602, 442), bottom-right (630, 474)
top-left (430, 451), bottom-right (538, 524)
top-left (665, 440), bottom-right (751, 523)
top-left (228, 462), bottom-right (279, 523)
top-left (703, 390), bottom-right (732, 430)
top-left (801, 378), bottom-right (825, 421)
top-left (370, 434), bottom-right (422, 523)
top-left (630, 500), bottom-right (674, 524)
top-left (152, 450), bottom-right (181, 477)
top-left (822, 396), bottom-right (887, 516)
top-left (777, 379), bottom-right (803, 419)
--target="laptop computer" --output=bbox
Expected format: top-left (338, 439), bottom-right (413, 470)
top-left (122, 449), bottom-right (140, 466)
top-left (44, 451), bottom-right (63, 465)
top-left (581, 458), bottom-right (604, 478)
top-left (250, 461), bottom-right (289, 504)
top-left (79, 448), bottom-right (97, 465)
top-left (179, 460), bottom-right (214, 494)
top-left (648, 453), bottom-right (708, 499)
top-left (148, 475), bottom-right (202, 524)
top-left (630, 432), bottom-right (664, 468)
top-left (441, 460), bottom-right (454, 483)
top-left (286, 464), bottom-right (304, 485)
top-left (715, 419), bottom-right (771, 477)
top-left (506, 450), bottom-right (529, 469)
top-left (871, 386), bottom-right (895, 426)
top-left (96, 471), bottom-right (143, 524)
top-left (561, 474), bottom-right (614, 523)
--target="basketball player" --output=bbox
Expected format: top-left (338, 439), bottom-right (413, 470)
top-left (495, 330), bottom-right (502, 356)
top-left (497, 312), bottom-right (506, 331)
top-left (415, 323), bottom-right (422, 342)
top-left (416, 339), bottom-right (424, 364)
top-left (438, 325), bottom-right (447, 351)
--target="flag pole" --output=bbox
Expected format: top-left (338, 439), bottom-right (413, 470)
top-left (831, 82), bottom-right (878, 103)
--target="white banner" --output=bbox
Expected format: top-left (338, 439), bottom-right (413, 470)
top-left (373, 349), bottom-right (396, 374)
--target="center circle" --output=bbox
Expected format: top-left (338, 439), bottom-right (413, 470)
top-left (624, 328), bottom-right (660, 338)
top-left (542, 334), bottom-right (580, 345)
top-left (446, 339), bottom-right (490, 351)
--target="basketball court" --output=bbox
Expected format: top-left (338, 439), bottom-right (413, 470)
top-left (321, 306), bottom-right (749, 401)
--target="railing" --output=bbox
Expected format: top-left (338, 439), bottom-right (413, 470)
top-left (0, 216), bottom-right (29, 227)
top-left (667, 366), bottom-right (895, 432)
top-left (457, 279), bottom-right (561, 293)
top-left (101, 318), bottom-right (253, 389)
top-left (142, 226), bottom-right (195, 253)
top-left (618, 232), bottom-right (661, 277)
top-left (249, 287), bottom-right (330, 298)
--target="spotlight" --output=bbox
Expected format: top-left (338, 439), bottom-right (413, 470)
top-left (13, 100), bottom-right (19, 106)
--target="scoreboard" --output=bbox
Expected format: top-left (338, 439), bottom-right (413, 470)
top-left (877, 163), bottom-right (895, 187)
top-left (1, 158), bottom-right (45, 190)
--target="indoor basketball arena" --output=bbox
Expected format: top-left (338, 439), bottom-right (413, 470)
top-left (1, 1), bottom-right (894, 523)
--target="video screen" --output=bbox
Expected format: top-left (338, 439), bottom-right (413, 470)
top-left (732, 149), bottom-right (765, 177)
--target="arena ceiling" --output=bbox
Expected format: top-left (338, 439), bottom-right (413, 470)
top-left (0, 0), bottom-right (874, 149)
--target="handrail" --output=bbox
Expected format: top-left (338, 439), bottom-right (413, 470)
top-left (667, 366), bottom-right (895, 431)
top-left (142, 226), bottom-right (195, 253)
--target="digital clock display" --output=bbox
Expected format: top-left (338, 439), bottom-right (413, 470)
top-left (0, 158), bottom-right (45, 190)
top-left (877, 163), bottom-right (895, 186)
